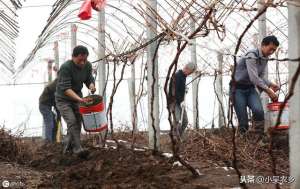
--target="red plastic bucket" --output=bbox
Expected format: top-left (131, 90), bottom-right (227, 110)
top-left (79, 101), bottom-right (104, 114)
top-left (78, 0), bottom-right (92, 20)
top-left (267, 102), bottom-right (289, 130)
top-left (79, 95), bottom-right (108, 132)
top-left (91, 0), bottom-right (106, 11)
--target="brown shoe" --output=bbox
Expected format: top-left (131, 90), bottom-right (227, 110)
top-left (250, 121), bottom-right (265, 134)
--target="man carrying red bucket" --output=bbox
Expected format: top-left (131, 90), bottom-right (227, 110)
top-left (55, 45), bottom-right (96, 157)
top-left (230, 36), bottom-right (280, 135)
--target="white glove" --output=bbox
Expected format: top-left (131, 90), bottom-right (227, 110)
top-left (180, 101), bottom-right (185, 108)
top-left (185, 87), bottom-right (189, 94)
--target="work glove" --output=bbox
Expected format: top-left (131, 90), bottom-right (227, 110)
top-left (180, 101), bottom-right (185, 108)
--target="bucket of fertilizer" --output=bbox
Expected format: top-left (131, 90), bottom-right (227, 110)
top-left (79, 95), bottom-right (108, 132)
top-left (267, 102), bottom-right (289, 130)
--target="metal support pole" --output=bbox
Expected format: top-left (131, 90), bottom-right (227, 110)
top-left (146, 0), bottom-right (160, 150)
top-left (190, 18), bottom-right (199, 130)
top-left (288, 2), bottom-right (300, 188)
top-left (128, 62), bottom-right (138, 133)
top-left (258, 0), bottom-right (267, 39)
top-left (217, 52), bottom-right (225, 127)
top-left (47, 60), bottom-right (53, 83)
top-left (54, 41), bottom-right (59, 77)
top-left (98, 9), bottom-right (106, 105)
top-left (71, 24), bottom-right (77, 51)
top-left (258, 0), bottom-right (270, 130)
top-left (43, 59), bottom-right (54, 139)
top-left (53, 41), bottom-right (62, 142)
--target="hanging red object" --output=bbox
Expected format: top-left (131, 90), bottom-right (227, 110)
top-left (91, 0), bottom-right (106, 11)
top-left (78, 0), bottom-right (92, 20)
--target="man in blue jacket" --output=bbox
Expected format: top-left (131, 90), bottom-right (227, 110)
top-left (169, 62), bottom-right (197, 136)
top-left (39, 79), bottom-right (58, 143)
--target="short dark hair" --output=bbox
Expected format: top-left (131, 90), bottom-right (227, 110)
top-left (72, 45), bottom-right (89, 57)
top-left (261, 35), bottom-right (279, 46)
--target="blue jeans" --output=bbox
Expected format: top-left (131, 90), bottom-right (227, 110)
top-left (230, 87), bottom-right (264, 133)
top-left (39, 103), bottom-right (55, 142)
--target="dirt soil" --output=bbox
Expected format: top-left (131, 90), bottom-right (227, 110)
top-left (0, 128), bottom-right (291, 189)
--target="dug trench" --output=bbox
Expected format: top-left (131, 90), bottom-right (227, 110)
top-left (0, 128), bottom-right (290, 189)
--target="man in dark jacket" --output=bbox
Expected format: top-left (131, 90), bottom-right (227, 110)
top-left (55, 45), bottom-right (95, 155)
top-left (169, 62), bottom-right (197, 136)
top-left (39, 79), bottom-right (58, 143)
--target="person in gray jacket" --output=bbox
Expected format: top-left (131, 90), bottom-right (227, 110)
top-left (230, 35), bottom-right (280, 134)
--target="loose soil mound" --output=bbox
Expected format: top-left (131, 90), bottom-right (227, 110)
top-left (0, 128), bottom-right (290, 189)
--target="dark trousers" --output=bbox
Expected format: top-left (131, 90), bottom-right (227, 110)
top-left (56, 98), bottom-right (82, 152)
top-left (174, 103), bottom-right (188, 136)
